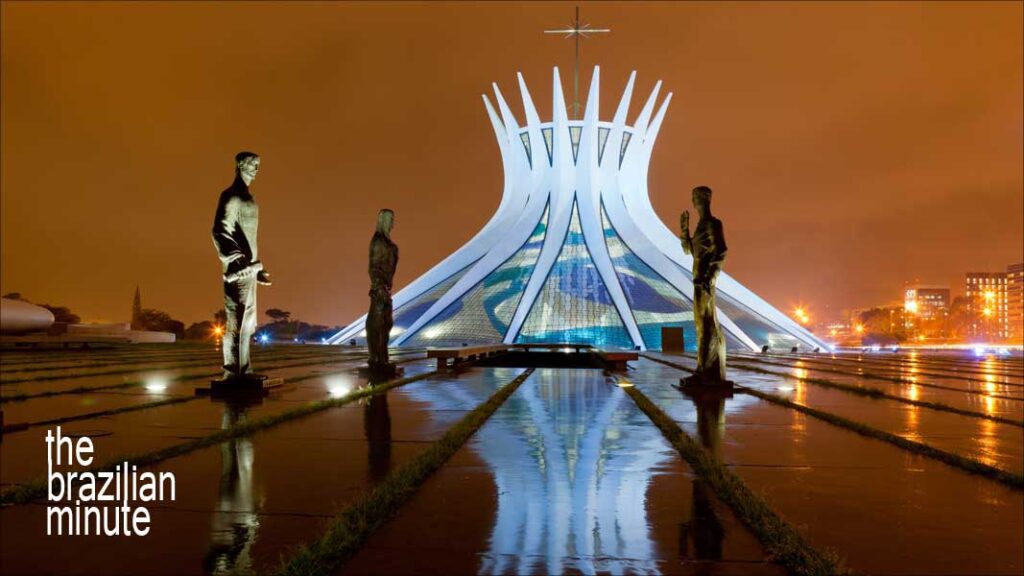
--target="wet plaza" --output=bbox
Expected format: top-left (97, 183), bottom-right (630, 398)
top-left (0, 343), bottom-right (1022, 575)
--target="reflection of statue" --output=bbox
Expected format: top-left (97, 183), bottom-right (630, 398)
top-left (203, 403), bottom-right (259, 574)
top-left (363, 392), bottom-right (392, 483)
top-left (367, 209), bottom-right (398, 371)
top-left (679, 388), bottom-right (729, 560)
top-left (680, 186), bottom-right (730, 386)
top-left (212, 152), bottom-right (272, 379)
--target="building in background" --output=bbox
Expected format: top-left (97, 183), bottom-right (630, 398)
top-left (327, 69), bottom-right (827, 352)
top-left (965, 272), bottom-right (1009, 341)
top-left (1008, 263), bottom-right (1023, 343)
top-left (903, 286), bottom-right (950, 320)
top-left (903, 285), bottom-right (950, 340)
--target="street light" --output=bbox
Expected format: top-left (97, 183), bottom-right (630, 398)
top-left (793, 307), bottom-right (809, 324)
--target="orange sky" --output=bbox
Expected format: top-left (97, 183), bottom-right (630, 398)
top-left (2, 1), bottom-right (1021, 326)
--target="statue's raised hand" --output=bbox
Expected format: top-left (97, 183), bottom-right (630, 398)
top-left (680, 210), bottom-right (690, 233)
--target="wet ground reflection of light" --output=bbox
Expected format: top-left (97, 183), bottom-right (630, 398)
top-left (144, 374), bottom-right (169, 394)
top-left (904, 405), bottom-right (921, 442)
top-left (205, 406), bottom-right (258, 575)
top-left (977, 418), bottom-right (999, 467)
top-left (326, 374), bottom-right (355, 398)
top-left (984, 374), bottom-right (997, 395)
top-left (419, 370), bottom-right (672, 574)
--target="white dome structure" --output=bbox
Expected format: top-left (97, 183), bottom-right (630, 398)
top-left (0, 298), bottom-right (55, 335)
top-left (329, 67), bottom-right (827, 352)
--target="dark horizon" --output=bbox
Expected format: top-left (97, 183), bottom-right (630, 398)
top-left (2, 1), bottom-right (1021, 326)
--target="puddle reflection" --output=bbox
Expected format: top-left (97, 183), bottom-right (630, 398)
top-left (403, 369), bottom-right (755, 574)
top-left (679, 388), bottom-right (732, 563)
top-left (363, 392), bottom-right (392, 484)
top-left (204, 401), bottom-right (259, 575)
top-left (456, 370), bottom-right (674, 574)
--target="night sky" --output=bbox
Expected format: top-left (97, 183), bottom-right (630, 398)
top-left (2, 1), bottom-right (1021, 327)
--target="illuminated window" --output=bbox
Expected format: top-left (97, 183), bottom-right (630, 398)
top-left (569, 126), bottom-right (582, 162)
top-left (542, 127), bottom-right (553, 165)
top-left (520, 132), bottom-right (532, 167)
top-left (619, 133), bottom-right (632, 167)
top-left (406, 205), bottom-right (551, 346)
top-left (598, 127), bottom-right (610, 164)
top-left (517, 199), bottom-right (632, 348)
top-left (602, 205), bottom-right (695, 350)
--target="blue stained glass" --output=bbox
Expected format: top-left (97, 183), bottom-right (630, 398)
top-left (390, 264), bottom-right (473, 340)
top-left (404, 206), bottom-right (549, 347)
top-left (517, 199), bottom-right (633, 349)
top-left (602, 206), bottom-right (697, 351)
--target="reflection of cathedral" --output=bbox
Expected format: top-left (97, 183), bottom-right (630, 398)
top-left (203, 405), bottom-right (259, 575)
top-left (405, 369), bottom-right (677, 573)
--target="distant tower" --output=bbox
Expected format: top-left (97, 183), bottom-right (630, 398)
top-left (131, 286), bottom-right (143, 330)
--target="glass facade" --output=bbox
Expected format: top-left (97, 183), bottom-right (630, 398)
top-left (405, 206), bottom-right (550, 346)
top-left (569, 126), bottom-right (582, 161)
top-left (516, 200), bottom-right (634, 348)
top-left (716, 291), bottom-right (802, 349)
top-left (619, 132), bottom-right (632, 167)
top-left (519, 132), bottom-right (531, 168)
top-left (393, 205), bottom-right (800, 351)
top-left (601, 207), bottom-right (697, 351)
top-left (524, 126), bottom-right (627, 167)
top-left (389, 265), bottom-right (474, 341)
top-left (598, 127), bottom-right (610, 164)
top-left (542, 127), bottom-right (553, 164)
top-left (666, 261), bottom-right (801, 350)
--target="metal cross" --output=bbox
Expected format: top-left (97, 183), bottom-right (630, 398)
top-left (544, 6), bottom-right (610, 119)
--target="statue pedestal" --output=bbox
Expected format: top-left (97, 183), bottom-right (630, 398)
top-left (676, 372), bottom-right (734, 393)
top-left (358, 363), bottom-right (403, 381)
top-left (196, 374), bottom-right (283, 400)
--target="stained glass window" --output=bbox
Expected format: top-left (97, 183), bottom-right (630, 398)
top-left (405, 206), bottom-right (550, 347)
top-left (542, 127), bottom-right (553, 165)
top-left (519, 132), bottom-right (531, 167)
top-left (517, 200), bottom-right (633, 349)
top-left (569, 126), bottom-right (582, 162)
top-left (619, 132), bottom-right (632, 167)
top-left (389, 264), bottom-right (474, 342)
top-left (602, 207), bottom-right (696, 351)
top-left (598, 127), bottom-right (610, 164)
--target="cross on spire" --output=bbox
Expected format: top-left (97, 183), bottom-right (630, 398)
top-left (544, 6), bottom-right (610, 119)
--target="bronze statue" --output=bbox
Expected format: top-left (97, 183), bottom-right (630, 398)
top-left (212, 152), bottom-right (271, 380)
top-left (680, 186), bottom-right (730, 387)
top-left (367, 209), bottom-right (398, 371)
